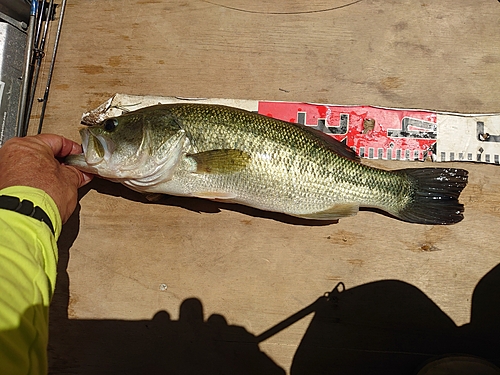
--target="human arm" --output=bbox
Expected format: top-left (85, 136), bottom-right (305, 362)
top-left (0, 135), bottom-right (93, 374)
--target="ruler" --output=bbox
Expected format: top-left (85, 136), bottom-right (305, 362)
top-left (82, 94), bottom-right (500, 165)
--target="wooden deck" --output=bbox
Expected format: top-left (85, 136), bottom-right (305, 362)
top-left (31, 1), bottom-right (500, 373)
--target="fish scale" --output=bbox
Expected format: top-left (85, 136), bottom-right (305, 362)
top-left (166, 104), bottom-right (401, 211)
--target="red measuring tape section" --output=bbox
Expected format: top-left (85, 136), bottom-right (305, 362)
top-left (258, 101), bottom-right (438, 162)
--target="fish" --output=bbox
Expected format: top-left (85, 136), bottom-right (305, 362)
top-left (65, 103), bottom-right (468, 224)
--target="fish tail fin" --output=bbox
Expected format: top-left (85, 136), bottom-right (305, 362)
top-left (395, 168), bottom-right (468, 225)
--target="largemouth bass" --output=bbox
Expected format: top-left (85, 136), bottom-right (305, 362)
top-left (66, 103), bottom-right (468, 224)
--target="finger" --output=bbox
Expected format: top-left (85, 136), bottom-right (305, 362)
top-left (81, 171), bottom-right (94, 186)
top-left (35, 134), bottom-right (82, 158)
top-left (64, 165), bottom-right (94, 189)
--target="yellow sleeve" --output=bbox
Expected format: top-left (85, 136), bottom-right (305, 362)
top-left (0, 186), bottom-right (62, 375)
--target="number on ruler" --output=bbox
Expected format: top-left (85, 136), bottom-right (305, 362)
top-left (477, 121), bottom-right (500, 142)
top-left (297, 112), bottom-right (348, 135)
top-left (387, 117), bottom-right (437, 139)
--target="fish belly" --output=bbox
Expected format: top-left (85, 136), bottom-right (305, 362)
top-left (141, 149), bottom-right (397, 220)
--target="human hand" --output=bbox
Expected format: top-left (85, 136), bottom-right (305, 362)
top-left (0, 134), bottom-right (94, 223)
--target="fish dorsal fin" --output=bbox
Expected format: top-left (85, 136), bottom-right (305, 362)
top-left (296, 203), bottom-right (360, 220)
top-left (188, 149), bottom-right (251, 174)
top-left (298, 124), bottom-right (360, 162)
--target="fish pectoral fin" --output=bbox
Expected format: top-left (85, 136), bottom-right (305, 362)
top-left (188, 149), bottom-right (251, 174)
top-left (191, 191), bottom-right (238, 201)
top-left (297, 203), bottom-right (360, 220)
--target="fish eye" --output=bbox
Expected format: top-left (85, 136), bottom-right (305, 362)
top-left (103, 118), bottom-right (118, 132)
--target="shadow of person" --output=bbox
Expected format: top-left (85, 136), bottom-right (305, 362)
top-left (49, 210), bottom-right (285, 375)
top-left (458, 263), bottom-right (500, 362)
top-left (48, 297), bottom-right (284, 374)
top-left (170, 298), bottom-right (284, 374)
top-left (290, 266), bottom-right (500, 375)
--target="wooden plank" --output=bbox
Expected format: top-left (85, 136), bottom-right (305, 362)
top-left (39, 0), bottom-right (500, 373)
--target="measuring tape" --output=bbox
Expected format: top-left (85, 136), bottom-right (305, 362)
top-left (83, 94), bottom-right (500, 165)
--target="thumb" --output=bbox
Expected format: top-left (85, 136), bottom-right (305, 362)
top-left (65, 165), bottom-right (94, 189)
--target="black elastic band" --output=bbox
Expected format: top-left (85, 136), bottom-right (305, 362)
top-left (0, 195), bottom-right (55, 235)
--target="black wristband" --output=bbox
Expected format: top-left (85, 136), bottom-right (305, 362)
top-left (0, 195), bottom-right (55, 235)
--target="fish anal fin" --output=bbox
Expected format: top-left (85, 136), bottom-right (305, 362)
top-left (297, 203), bottom-right (359, 220)
top-left (188, 149), bottom-right (251, 174)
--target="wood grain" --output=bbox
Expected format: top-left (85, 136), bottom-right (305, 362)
top-left (34, 0), bottom-right (500, 373)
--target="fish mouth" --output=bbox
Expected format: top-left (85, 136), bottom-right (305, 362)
top-left (80, 127), bottom-right (115, 165)
top-left (64, 153), bottom-right (99, 174)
